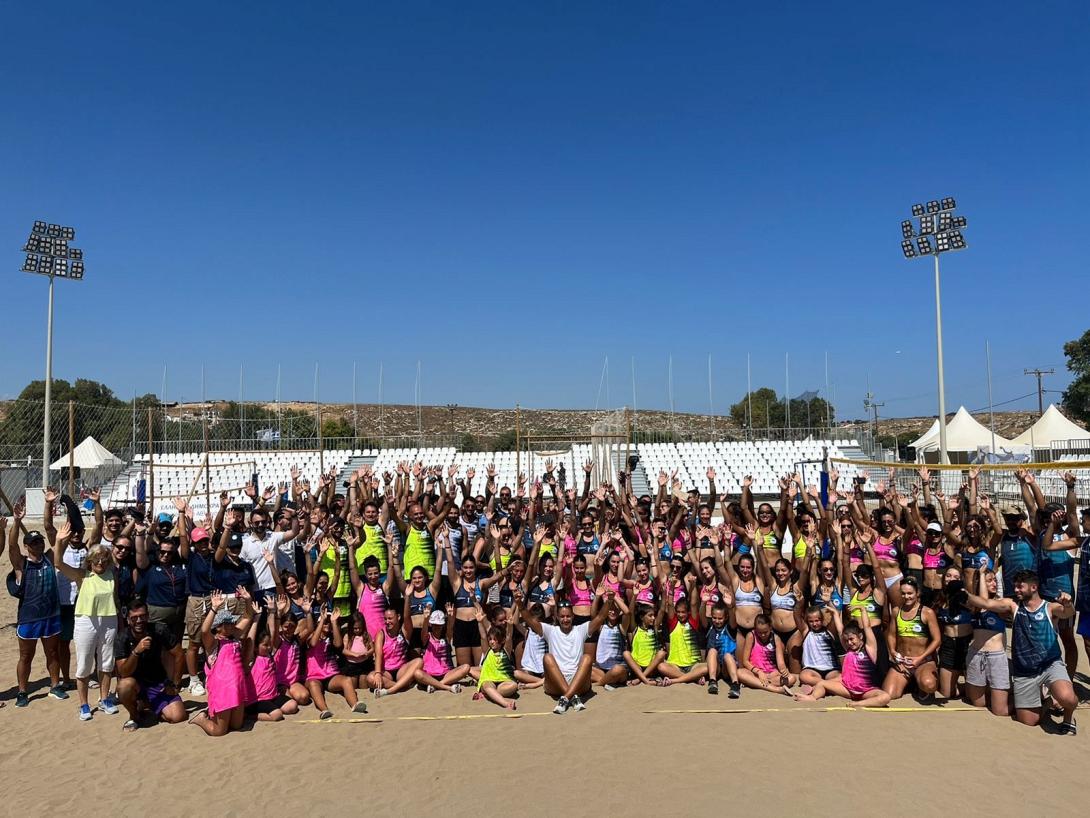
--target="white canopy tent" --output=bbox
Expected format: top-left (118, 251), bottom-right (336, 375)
top-left (912, 407), bottom-right (1015, 458)
top-left (1011, 404), bottom-right (1089, 448)
top-left (908, 419), bottom-right (940, 451)
top-left (49, 436), bottom-right (124, 472)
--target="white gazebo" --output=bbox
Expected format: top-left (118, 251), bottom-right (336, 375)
top-left (1011, 404), bottom-right (1090, 449)
top-left (912, 407), bottom-right (1015, 463)
top-left (49, 436), bottom-right (124, 487)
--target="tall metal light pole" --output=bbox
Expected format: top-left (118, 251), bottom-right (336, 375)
top-left (20, 222), bottom-right (84, 506)
top-left (900, 198), bottom-right (967, 465)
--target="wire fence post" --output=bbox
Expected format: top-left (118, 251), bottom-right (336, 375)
top-left (67, 399), bottom-right (75, 497)
top-left (202, 409), bottom-right (211, 514)
top-left (318, 406), bottom-right (325, 474)
top-left (147, 408), bottom-right (155, 516)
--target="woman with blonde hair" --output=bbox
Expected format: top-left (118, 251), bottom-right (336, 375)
top-left (54, 522), bottom-right (121, 721)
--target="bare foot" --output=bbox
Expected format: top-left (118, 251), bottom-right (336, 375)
top-left (505, 700), bottom-right (517, 711)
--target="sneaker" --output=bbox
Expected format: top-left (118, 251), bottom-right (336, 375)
top-left (15, 691), bottom-right (29, 708)
top-left (49, 685), bottom-right (69, 700)
top-left (451, 684), bottom-right (462, 694)
top-left (603, 684), bottom-right (617, 692)
top-left (1059, 719), bottom-right (1077, 736)
top-left (553, 696), bottom-right (570, 715)
top-left (99, 696), bottom-right (119, 715)
top-left (426, 685), bottom-right (436, 694)
top-left (352, 702), bottom-right (368, 714)
top-left (188, 679), bottom-right (206, 697)
top-left (571, 695), bottom-right (586, 711)
top-left (728, 682), bottom-right (741, 699)
top-left (79, 704), bottom-right (93, 721)
top-left (707, 680), bottom-right (719, 695)
top-left (319, 710), bottom-right (333, 720)
top-left (374, 688), bottom-right (388, 698)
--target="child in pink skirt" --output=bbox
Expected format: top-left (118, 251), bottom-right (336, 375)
top-left (413, 604), bottom-right (472, 693)
top-left (273, 595), bottom-right (311, 708)
top-left (244, 598), bottom-right (301, 722)
top-left (305, 603), bottom-right (369, 719)
top-left (193, 589), bottom-right (255, 737)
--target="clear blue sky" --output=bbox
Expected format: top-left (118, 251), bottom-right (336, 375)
top-left (2, 2), bottom-right (1086, 421)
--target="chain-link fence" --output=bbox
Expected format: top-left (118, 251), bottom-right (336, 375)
top-left (0, 395), bottom-right (875, 514)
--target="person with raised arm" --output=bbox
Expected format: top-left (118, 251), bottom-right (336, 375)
top-left (965, 568), bottom-right (1077, 733)
top-left (303, 600), bottom-right (369, 717)
top-left (191, 589), bottom-right (255, 736)
top-left (722, 525), bottom-right (769, 661)
top-left (1038, 503), bottom-right (1080, 679)
top-left (475, 596), bottom-right (519, 710)
top-left (6, 504), bottom-right (65, 706)
top-left (882, 576), bottom-right (941, 703)
top-left (348, 526), bottom-right (399, 639)
top-left (243, 595), bottom-right (302, 722)
top-left (963, 568), bottom-right (1010, 717)
top-left (115, 599), bottom-right (187, 731)
top-left (521, 591), bottom-right (612, 713)
top-left (391, 463), bottom-right (452, 580)
top-left (740, 474), bottom-right (786, 561)
top-left (43, 489), bottom-right (85, 691)
top-left (368, 606), bottom-right (424, 699)
top-left (178, 501), bottom-right (215, 696)
top-left (53, 520), bottom-right (120, 720)
top-left (795, 607), bottom-right (890, 707)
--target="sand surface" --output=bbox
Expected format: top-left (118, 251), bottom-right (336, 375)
top-left (0, 587), bottom-right (1087, 818)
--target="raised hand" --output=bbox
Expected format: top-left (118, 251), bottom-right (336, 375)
top-left (706, 467), bottom-right (716, 481)
top-left (210, 590), bottom-right (226, 611)
top-left (220, 491), bottom-right (230, 509)
top-left (172, 496), bottom-right (187, 513)
top-left (1062, 471), bottom-right (1077, 488)
top-left (88, 487), bottom-right (101, 503)
top-left (658, 470), bottom-right (668, 487)
top-left (290, 465), bottom-right (301, 482)
top-left (244, 483), bottom-right (258, 500)
top-left (742, 475), bottom-right (752, 489)
top-left (584, 460), bottom-right (593, 475)
top-left (466, 466), bottom-right (476, 481)
top-left (44, 487), bottom-right (58, 504)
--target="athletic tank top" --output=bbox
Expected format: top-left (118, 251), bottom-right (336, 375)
top-left (409, 588), bottom-right (436, 617)
top-left (381, 628), bottom-right (410, 672)
top-left (801, 629), bottom-right (837, 672)
top-left (735, 581), bottom-right (762, 608)
top-left (848, 591), bottom-right (881, 624)
top-left (403, 525), bottom-right (435, 578)
top-left (521, 630), bottom-right (547, 674)
top-left (357, 583), bottom-right (389, 637)
top-left (355, 524), bottom-right (388, 574)
top-left (477, 648), bottom-right (515, 687)
top-left (895, 605), bottom-right (927, 639)
top-left (842, 647), bottom-right (877, 693)
top-left (667, 616), bottom-right (700, 666)
top-left (1012, 599), bottom-right (1061, 676)
top-left (749, 635), bottom-right (778, 673)
top-left (770, 585), bottom-right (797, 611)
top-left (454, 580), bottom-right (482, 609)
top-left (595, 623), bottom-right (626, 667)
top-left (631, 626), bottom-right (659, 667)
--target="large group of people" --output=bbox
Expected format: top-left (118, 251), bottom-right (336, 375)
top-left (2, 459), bottom-right (1086, 735)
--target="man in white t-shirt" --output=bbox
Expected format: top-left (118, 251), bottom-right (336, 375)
top-left (239, 504), bottom-right (299, 600)
top-left (520, 592), bottom-right (614, 714)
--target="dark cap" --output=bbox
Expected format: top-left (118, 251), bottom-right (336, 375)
top-left (227, 531), bottom-right (244, 550)
top-left (24, 530), bottom-right (45, 546)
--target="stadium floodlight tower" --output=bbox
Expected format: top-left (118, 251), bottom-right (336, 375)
top-left (20, 221), bottom-right (86, 509)
top-left (900, 198), bottom-right (967, 465)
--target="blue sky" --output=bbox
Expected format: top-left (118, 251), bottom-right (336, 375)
top-left (2, 2), bottom-right (1086, 421)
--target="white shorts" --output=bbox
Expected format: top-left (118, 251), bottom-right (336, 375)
top-left (884, 573), bottom-right (904, 590)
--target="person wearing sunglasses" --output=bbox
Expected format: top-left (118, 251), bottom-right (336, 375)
top-left (115, 600), bottom-right (187, 732)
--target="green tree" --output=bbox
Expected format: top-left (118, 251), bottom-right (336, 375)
top-left (321, 416), bottom-right (354, 440)
top-left (730, 387), bottom-right (834, 431)
top-left (1062, 328), bottom-right (1090, 424)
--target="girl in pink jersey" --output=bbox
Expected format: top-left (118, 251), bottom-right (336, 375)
top-left (368, 607), bottom-right (424, 698)
top-left (413, 603), bottom-right (472, 693)
top-left (736, 614), bottom-right (796, 696)
top-left (243, 597), bottom-right (301, 722)
top-left (272, 598), bottom-right (311, 708)
top-left (193, 589), bottom-right (255, 737)
top-left (305, 604), bottom-right (368, 718)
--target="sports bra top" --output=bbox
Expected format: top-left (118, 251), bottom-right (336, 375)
top-left (453, 580), bottom-right (482, 609)
top-left (770, 585), bottom-right (797, 612)
top-left (735, 581), bottom-right (763, 608)
top-left (895, 605), bottom-right (927, 639)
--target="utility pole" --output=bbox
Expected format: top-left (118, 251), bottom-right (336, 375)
top-left (444, 403), bottom-right (458, 437)
top-left (1023, 367), bottom-right (1054, 416)
top-left (863, 390), bottom-right (884, 448)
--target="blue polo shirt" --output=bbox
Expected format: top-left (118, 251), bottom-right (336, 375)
top-left (137, 564), bottom-right (188, 608)
top-left (212, 556), bottom-right (256, 594)
top-left (186, 550), bottom-right (215, 596)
